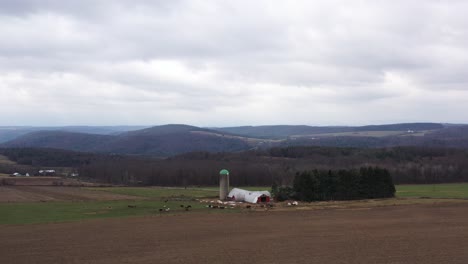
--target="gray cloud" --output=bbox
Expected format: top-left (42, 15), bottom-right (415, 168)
top-left (1, 0), bottom-right (468, 126)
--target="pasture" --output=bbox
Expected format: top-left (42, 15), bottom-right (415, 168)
top-left (396, 183), bottom-right (468, 199)
top-left (0, 186), bottom-right (234, 225)
top-left (84, 186), bottom-right (218, 199)
top-left (2, 184), bottom-right (468, 225)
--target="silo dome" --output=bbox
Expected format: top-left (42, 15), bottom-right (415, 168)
top-left (219, 169), bottom-right (230, 175)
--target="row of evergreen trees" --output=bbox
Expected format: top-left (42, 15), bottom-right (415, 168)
top-left (272, 167), bottom-right (395, 201)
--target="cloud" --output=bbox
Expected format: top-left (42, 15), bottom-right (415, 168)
top-left (0, 0), bottom-right (468, 126)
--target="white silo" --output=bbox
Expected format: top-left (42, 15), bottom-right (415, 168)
top-left (219, 169), bottom-right (230, 200)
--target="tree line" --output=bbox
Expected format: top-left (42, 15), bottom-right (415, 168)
top-left (272, 167), bottom-right (395, 201)
top-left (1, 146), bottom-right (468, 186)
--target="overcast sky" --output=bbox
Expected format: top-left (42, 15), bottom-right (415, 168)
top-left (0, 0), bottom-right (467, 126)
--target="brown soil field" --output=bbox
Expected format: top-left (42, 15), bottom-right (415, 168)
top-left (0, 186), bottom-right (141, 202)
top-left (2, 203), bottom-right (468, 264)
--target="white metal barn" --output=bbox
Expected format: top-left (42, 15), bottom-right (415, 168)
top-left (227, 188), bottom-right (271, 203)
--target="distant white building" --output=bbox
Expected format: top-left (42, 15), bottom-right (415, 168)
top-left (227, 188), bottom-right (271, 203)
top-left (39, 170), bottom-right (56, 176)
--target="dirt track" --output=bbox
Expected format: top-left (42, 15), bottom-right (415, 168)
top-left (0, 186), bottom-right (140, 202)
top-left (2, 203), bottom-right (468, 264)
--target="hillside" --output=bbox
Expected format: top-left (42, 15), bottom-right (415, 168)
top-left (213, 123), bottom-right (445, 139)
top-left (3, 123), bottom-right (468, 156)
top-left (276, 125), bottom-right (468, 149)
top-left (1, 125), bottom-right (250, 156)
top-left (212, 125), bottom-right (353, 139)
top-left (106, 125), bottom-right (250, 156)
top-left (0, 126), bottom-right (148, 143)
top-left (2, 131), bottom-right (113, 152)
top-left (122, 124), bottom-right (211, 136)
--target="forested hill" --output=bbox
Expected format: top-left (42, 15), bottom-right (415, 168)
top-left (1, 131), bottom-right (113, 153)
top-left (0, 126), bottom-right (147, 143)
top-left (278, 125), bottom-right (468, 149)
top-left (213, 123), bottom-right (444, 139)
top-left (3, 123), bottom-right (468, 156)
top-left (1, 125), bottom-right (249, 156)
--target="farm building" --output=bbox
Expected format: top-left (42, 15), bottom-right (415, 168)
top-left (219, 169), bottom-right (230, 200)
top-left (39, 170), bottom-right (56, 176)
top-left (227, 188), bottom-right (271, 203)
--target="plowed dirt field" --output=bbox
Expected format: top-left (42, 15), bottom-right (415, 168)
top-left (2, 203), bottom-right (468, 264)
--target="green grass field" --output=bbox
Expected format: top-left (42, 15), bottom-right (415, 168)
top-left (0, 199), bottom-right (222, 225)
top-left (396, 183), bottom-right (468, 199)
top-left (0, 187), bottom-right (241, 225)
top-left (3, 184), bottom-right (468, 225)
top-left (1, 200), bottom-right (152, 225)
top-left (85, 186), bottom-right (219, 199)
top-left (84, 186), bottom-right (270, 199)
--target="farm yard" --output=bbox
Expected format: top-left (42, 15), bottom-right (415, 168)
top-left (2, 184), bottom-right (468, 263)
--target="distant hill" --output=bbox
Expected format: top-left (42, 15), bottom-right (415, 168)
top-left (3, 123), bottom-right (468, 156)
top-left (104, 124), bottom-right (250, 156)
top-left (122, 124), bottom-right (212, 136)
top-left (1, 125), bottom-right (250, 156)
top-left (277, 125), bottom-right (468, 149)
top-left (211, 125), bottom-right (353, 139)
top-left (1, 131), bottom-right (114, 152)
top-left (353, 123), bottom-right (444, 132)
top-left (0, 126), bottom-right (148, 143)
top-left (213, 123), bottom-right (445, 139)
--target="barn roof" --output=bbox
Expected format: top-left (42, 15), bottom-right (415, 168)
top-left (228, 188), bottom-right (271, 203)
